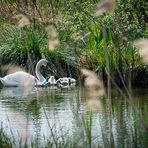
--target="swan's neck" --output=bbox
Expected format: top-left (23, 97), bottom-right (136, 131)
top-left (0, 77), bottom-right (6, 86)
top-left (35, 63), bottom-right (46, 83)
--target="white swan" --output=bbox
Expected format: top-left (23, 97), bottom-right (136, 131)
top-left (0, 59), bottom-right (48, 87)
top-left (56, 77), bottom-right (76, 87)
top-left (48, 76), bottom-right (57, 86)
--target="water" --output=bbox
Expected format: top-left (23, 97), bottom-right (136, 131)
top-left (0, 86), bottom-right (148, 147)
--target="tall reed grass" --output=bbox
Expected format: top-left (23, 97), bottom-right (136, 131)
top-left (0, 0), bottom-right (148, 147)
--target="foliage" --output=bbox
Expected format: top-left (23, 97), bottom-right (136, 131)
top-left (0, 24), bottom-right (43, 65)
top-left (109, 0), bottom-right (148, 41)
top-left (0, 24), bottom-right (79, 77)
top-left (56, 0), bottom-right (97, 51)
top-left (0, 124), bottom-right (12, 147)
top-left (84, 111), bottom-right (93, 148)
top-left (0, 0), bottom-right (147, 83)
top-left (0, 0), bottom-right (81, 77)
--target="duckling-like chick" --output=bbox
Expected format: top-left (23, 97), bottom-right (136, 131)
top-left (56, 77), bottom-right (76, 87)
top-left (48, 76), bottom-right (57, 86)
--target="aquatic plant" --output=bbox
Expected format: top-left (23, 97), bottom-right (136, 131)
top-left (0, 124), bottom-right (12, 147)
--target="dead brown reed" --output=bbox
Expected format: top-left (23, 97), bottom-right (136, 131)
top-left (48, 39), bottom-right (59, 51)
top-left (1, 65), bottom-right (25, 74)
top-left (81, 68), bottom-right (105, 98)
top-left (95, 0), bottom-right (116, 16)
top-left (45, 25), bottom-right (59, 51)
top-left (18, 16), bottom-right (30, 28)
top-left (20, 77), bottom-right (34, 95)
top-left (134, 39), bottom-right (148, 63)
top-left (13, 14), bottom-right (30, 28)
top-left (11, 111), bottom-right (33, 141)
top-left (45, 25), bottom-right (58, 38)
top-left (1, 65), bottom-right (34, 94)
top-left (86, 98), bottom-right (102, 112)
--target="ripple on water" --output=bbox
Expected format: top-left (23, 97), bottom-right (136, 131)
top-left (0, 87), bottom-right (148, 147)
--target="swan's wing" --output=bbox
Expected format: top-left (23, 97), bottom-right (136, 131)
top-left (0, 78), bottom-right (19, 87)
top-left (3, 71), bottom-right (36, 86)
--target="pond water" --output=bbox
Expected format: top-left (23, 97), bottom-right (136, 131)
top-left (0, 86), bottom-right (148, 147)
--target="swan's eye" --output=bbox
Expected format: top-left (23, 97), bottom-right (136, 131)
top-left (42, 63), bottom-right (47, 67)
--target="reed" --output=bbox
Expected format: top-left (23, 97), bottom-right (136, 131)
top-left (0, 124), bottom-right (13, 147)
top-left (0, 0), bottom-right (147, 147)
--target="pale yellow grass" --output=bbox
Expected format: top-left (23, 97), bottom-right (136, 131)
top-left (1, 65), bottom-right (25, 74)
top-left (86, 98), bottom-right (102, 112)
top-left (45, 25), bottom-right (58, 38)
top-left (134, 39), bottom-right (148, 63)
top-left (95, 0), bottom-right (116, 16)
top-left (81, 68), bottom-right (105, 98)
top-left (13, 14), bottom-right (30, 28)
top-left (45, 25), bottom-right (59, 51)
top-left (48, 39), bottom-right (59, 51)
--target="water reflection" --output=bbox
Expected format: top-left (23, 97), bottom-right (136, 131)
top-left (0, 87), bottom-right (148, 147)
top-left (0, 87), bottom-right (36, 98)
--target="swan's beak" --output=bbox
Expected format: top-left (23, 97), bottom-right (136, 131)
top-left (45, 63), bottom-right (52, 72)
top-left (46, 62), bottom-right (50, 68)
top-left (44, 61), bottom-right (57, 76)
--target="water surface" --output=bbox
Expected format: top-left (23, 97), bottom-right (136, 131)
top-left (0, 86), bottom-right (148, 147)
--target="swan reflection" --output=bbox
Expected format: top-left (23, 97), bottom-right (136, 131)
top-left (0, 87), bottom-right (36, 99)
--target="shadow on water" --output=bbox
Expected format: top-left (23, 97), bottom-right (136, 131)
top-left (0, 86), bottom-right (148, 147)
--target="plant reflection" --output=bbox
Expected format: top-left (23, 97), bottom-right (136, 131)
top-left (0, 87), bottom-right (147, 147)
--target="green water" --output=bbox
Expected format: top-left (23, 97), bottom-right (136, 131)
top-left (0, 86), bottom-right (148, 147)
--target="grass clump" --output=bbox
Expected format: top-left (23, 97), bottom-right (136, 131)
top-left (0, 124), bottom-right (13, 147)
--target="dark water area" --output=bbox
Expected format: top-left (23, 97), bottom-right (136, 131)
top-left (0, 86), bottom-right (148, 147)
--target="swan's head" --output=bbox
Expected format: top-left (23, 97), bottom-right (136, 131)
top-left (38, 59), bottom-right (48, 67)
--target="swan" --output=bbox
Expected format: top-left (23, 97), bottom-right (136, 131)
top-left (0, 59), bottom-right (48, 87)
top-left (47, 76), bottom-right (76, 87)
top-left (48, 76), bottom-right (57, 86)
top-left (56, 77), bottom-right (76, 87)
